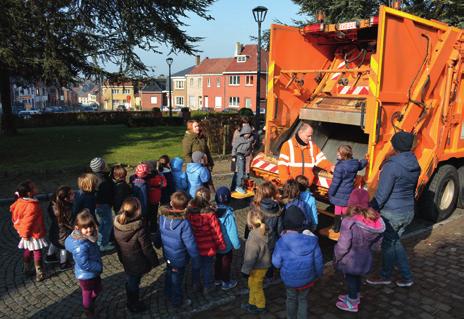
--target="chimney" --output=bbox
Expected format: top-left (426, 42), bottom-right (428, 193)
top-left (195, 55), bottom-right (201, 65)
top-left (235, 42), bottom-right (242, 56)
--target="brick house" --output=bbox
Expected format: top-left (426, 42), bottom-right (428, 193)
top-left (140, 79), bottom-right (167, 110)
top-left (171, 65), bottom-right (195, 109)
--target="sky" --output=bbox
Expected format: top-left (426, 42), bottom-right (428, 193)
top-left (136, 0), bottom-right (302, 76)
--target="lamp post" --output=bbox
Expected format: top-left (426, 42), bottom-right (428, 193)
top-left (252, 5), bottom-right (268, 131)
top-left (166, 57), bottom-right (174, 118)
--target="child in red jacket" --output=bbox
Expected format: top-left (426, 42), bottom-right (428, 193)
top-left (187, 187), bottom-right (226, 294)
top-left (145, 161), bottom-right (167, 233)
top-left (10, 180), bottom-right (48, 281)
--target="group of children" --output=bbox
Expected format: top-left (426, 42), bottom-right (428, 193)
top-left (9, 143), bottom-right (386, 318)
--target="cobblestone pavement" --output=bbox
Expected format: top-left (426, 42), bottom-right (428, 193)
top-left (0, 171), bottom-right (462, 318)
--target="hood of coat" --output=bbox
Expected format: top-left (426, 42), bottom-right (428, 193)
top-left (280, 231), bottom-right (319, 256)
top-left (114, 217), bottom-right (143, 233)
top-left (347, 214), bottom-right (385, 233)
top-left (186, 162), bottom-right (204, 174)
top-left (259, 199), bottom-right (281, 218)
top-left (70, 229), bottom-right (98, 243)
top-left (159, 206), bottom-right (187, 231)
top-left (389, 151), bottom-right (421, 173)
top-left (10, 197), bottom-right (39, 212)
top-left (240, 124), bottom-right (252, 136)
top-left (215, 205), bottom-right (232, 220)
top-left (171, 157), bottom-right (184, 172)
top-left (337, 159), bottom-right (364, 173)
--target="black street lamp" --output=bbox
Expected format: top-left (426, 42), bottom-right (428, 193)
top-left (252, 5), bottom-right (268, 131)
top-left (166, 57), bottom-right (174, 118)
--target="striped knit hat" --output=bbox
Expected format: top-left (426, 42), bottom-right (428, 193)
top-left (90, 157), bottom-right (106, 173)
top-left (135, 163), bottom-right (150, 178)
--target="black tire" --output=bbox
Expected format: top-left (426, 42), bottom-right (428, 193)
top-left (457, 165), bottom-right (464, 208)
top-left (419, 164), bottom-right (459, 222)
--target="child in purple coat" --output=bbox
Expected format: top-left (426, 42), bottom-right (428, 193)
top-left (333, 188), bottom-right (385, 313)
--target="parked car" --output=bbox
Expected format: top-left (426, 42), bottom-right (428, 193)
top-left (116, 105), bottom-right (127, 112)
top-left (18, 110), bottom-right (40, 119)
top-left (81, 106), bottom-right (96, 112)
top-left (222, 108), bottom-right (238, 114)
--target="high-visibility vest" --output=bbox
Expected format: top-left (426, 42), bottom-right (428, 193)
top-left (278, 136), bottom-right (332, 184)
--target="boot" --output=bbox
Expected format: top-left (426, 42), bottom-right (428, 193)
top-left (126, 284), bottom-right (147, 313)
top-left (84, 304), bottom-right (95, 318)
top-left (34, 260), bottom-right (45, 282)
top-left (332, 215), bottom-right (342, 233)
top-left (23, 260), bottom-right (34, 277)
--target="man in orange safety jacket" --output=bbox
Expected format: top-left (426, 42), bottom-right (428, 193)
top-left (278, 122), bottom-right (334, 185)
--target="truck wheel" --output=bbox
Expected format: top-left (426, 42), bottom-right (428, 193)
top-left (420, 165), bottom-right (459, 222)
top-left (457, 165), bottom-right (464, 208)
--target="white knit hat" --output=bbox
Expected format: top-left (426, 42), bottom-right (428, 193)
top-left (90, 157), bottom-right (106, 173)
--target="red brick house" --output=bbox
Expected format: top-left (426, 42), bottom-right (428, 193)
top-left (140, 79), bottom-right (167, 110)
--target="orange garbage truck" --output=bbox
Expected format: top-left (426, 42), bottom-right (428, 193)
top-left (251, 5), bottom-right (464, 223)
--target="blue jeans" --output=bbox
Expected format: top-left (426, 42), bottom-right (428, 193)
top-left (345, 274), bottom-right (361, 299)
top-left (127, 274), bottom-right (141, 293)
top-left (165, 266), bottom-right (185, 306)
top-left (380, 210), bottom-right (414, 281)
top-left (235, 154), bottom-right (246, 190)
top-left (286, 287), bottom-right (309, 319)
top-left (95, 204), bottom-right (113, 247)
top-left (192, 256), bottom-right (214, 289)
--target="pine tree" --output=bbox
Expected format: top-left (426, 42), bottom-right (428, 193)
top-left (0, 0), bottom-right (215, 135)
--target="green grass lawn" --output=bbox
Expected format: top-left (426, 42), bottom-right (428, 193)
top-left (0, 125), bottom-right (186, 174)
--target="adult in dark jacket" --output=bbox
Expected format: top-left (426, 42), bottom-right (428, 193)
top-left (114, 197), bottom-right (159, 313)
top-left (367, 132), bottom-right (421, 288)
top-left (182, 120), bottom-right (214, 167)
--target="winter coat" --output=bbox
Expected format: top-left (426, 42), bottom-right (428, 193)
top-left (131, 177), bottom-right (149, 216)
top-left (299, 190), bottom-right (318, 227)
top-left (113, 180), bottom-right (131, 213)
top-left (231, 127), bottom-right (257, 174)
top-left (146, 174), bottom-right (167, 205)
top-left (371, 152), bottom-right (421, 214)
top-left (334, 214), bottom-right (385, 275)
top-left (48, 201), bottom-right (73, 248)
top-left (285, 199), bottom-right (314, 229)
top-left (158, 206), bottom-right (200, 269)
top-left (10, 198), bottom-right (46, 239)
top-left (232, 124), bottom-right (255, 157)
top-left (186, 163), bottom-right (210, 198)
top-left (216, 205), bottom-right (241, 254)
top-left (160, 168), bottom-right (175, 205)
top-left (113, 217), bottom-right (159, 276)
top-left (182, 131), bottom-right (214, 166)
top-left (171, 157), bottom-right (188, 192)
top-left (95, 172), bottom-right (114, 206)
top-left (259, 199), bottom-right (283, 251)
top-left (187, 206), bottom-right (226, 257)
top-left (241, 228), bottom-right (271, 275)
top-left (73, 190), bottom-right (97, 220)
top-left (65, 230), bottom-right (102, 280)
top-left (272, 230), bottom-right (324, 288)
top-left (329, 159), bottom-right (367, 207)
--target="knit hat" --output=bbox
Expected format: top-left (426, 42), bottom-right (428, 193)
top-left (135, 163), bottom-right (150, 178)
top-left (283, 205), bottom-right (305, 231)
top-left (391, 131), bottom-right (414, 152)
top-left (90, 157), bottom-right (106, 173)
top-left (192, 151), bottom-right (205, 164)
top-left (240, 123), bottom-right (252, 135)
top-left (215, 187), bottom-right (231, 204)
top-left (260, 198), bottom-right (280, 215)
top-left (348, 188), bottom-right (369, 209)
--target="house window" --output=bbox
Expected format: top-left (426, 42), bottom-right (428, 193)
top-left (216, 79), bottom-right (221, 87)
top-left (122, 89), bottom-right (130, 94)
top-left (215, 96), bottom-right (222, 108)
top-left (237, 55), bottom-right (247, 63)
top-left (150, 96), bottom-right (158, 104)
top-left (197, 78), bottom-right (201, 88)
top-left (175, 96), bottom-right (184, 106)
top-left (229, 96), bottom-right (240, 107)
top-left (229, 75), bottom-right (240, 86)
top-left (207, 78), bottom-right (211, 87)
top-left (188, 95), bottom-right (195, 107)
top-left (190, 78), bottom-right (194, 87)
top-left (175, 80), bottom-right (184, 89)
top-left (111, 89), bottom-right (119, 94)
top-left (246, 75), bottom-right (254, 86)
top-left (245, 98), bottom-right (252, 108)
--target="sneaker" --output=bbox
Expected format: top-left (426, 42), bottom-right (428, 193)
top-left (221, 280), bottom-right (238, 291)
top-left (366, 276), bottom-right (392, 285)
top-left (248, 307), bottom-right (266, 314)
top-left (235, 187), bottom-right (247, 194)
top-left (338, 294), bottom-right (360, 302)
top-left (396, 279), bottom-right (414, 287)
top-left (99, 243), bottom-right (115, 252)
top-left (59, 262), bottom-right (73, 271)
top-left (44, 254), bottom-right (59, 264)
top-left (181, 298), bottom-right (192, 308)
top-left (336, 298), bottom-right (359, 313)
top-left (214, 280), bottom-right (223, 286)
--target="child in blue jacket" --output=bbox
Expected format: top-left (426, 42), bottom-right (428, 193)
top-left (186, 151), bottom-right (211, 198)
top-left (282, 179), bottom-right (315, 230)
top-left (171, 156), bottom-right (188, 192)
top-left (158, 191), bottom-right (200, 308)
top-left (214, 187), bottom-right (241, 290)
top-left (272, 206), bottom-right (323, 319)
top-left (295, 175), bottom-right (318, 231)
top-left (65, 210), bottom-right (102, 318)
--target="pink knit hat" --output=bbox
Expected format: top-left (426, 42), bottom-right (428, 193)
top-left (135, 163), bottom-right (150, 178)
top-left (348, 188), bottom-right (369, 209)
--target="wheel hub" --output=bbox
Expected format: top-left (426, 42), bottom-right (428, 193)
top-left (439, 179), bottom-right (455, 211)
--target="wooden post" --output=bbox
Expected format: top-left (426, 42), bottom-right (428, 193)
top-left (223, 124), bottom-right (229, 156)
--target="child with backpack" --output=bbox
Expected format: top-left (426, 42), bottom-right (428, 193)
top-left (282, 179), bottom-right (315, 231)
top-left (328, 145), bottom-right (367, 232)
top-left (187, 187), bottom-right (226, 294)
top-left (272, 206), bottom-right (324, 319)
top-left (45, 186), bottom-right (74, 270)
top-left (158, 191), bottom-right (200, 308)
top-left (241, 209), bottom-right (271, 314)
top-left (114, 197), bottom-right (159, 313)
top-left (171, 156), bottom-right (188, 192)
top-left (214, 187), bottom-right (241, 290)
top-left (295, 175), bottom-right (318, 231)
top-left (186, 151), bottom-right (211, 199)
top-left (145, 161), bottom-right (167, 232)
top-left (65, 210), bottom-right (102, 318)
top-left (333, 188), bottom-right (385, 313)
top-left (10, 180), bottom-right (48, 282)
